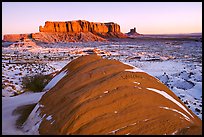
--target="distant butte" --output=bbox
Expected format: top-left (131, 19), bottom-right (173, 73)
top-left (3, 20), bottom-right (127, 43)
top-left (126, 27), bottom-right (142, 36)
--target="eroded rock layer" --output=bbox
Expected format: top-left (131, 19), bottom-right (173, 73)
top-left (39, 20), bottom-right (120, 33)
top-left (31, 32), bottom-right (107, 43)
top-left (24, 54), bottom-right (202, 135)
top-left (3, 20), bottom-right (127, 42)
top-left (3, 34), bottom-right (31, 42)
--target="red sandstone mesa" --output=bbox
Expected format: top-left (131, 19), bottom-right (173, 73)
top-left (3, 20), bottom-right (126, 43)
top-left (39, 20), bottom-right (120, 33)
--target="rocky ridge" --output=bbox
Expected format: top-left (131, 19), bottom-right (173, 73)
top-left (3, 20), bottom-right (127, 43)
top-left (23, 54), bottom-right (202, 135)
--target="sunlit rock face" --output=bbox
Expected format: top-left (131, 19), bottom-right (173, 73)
top-left (3, 34), bottom-right (31, 42)
top-left (24, 54), bottom-right (202, 135)
top-left (36, 20), bottom-right (127, 42)
top-left (39, 20), bottom-right (121, 33)
top-left (4, 20), bottom-right (127, 43)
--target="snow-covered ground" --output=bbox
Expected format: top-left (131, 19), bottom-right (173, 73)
top-left (2, 91), bottom-right (45, 135)
top-left (2, 39), bottom-right (202, 134)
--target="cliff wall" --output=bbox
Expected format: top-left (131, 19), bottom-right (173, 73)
top-left (39, 20), bottom-right (120, 33)
top-left (3, 34), bottom-right (31, 42)
top-left (3, 20), bottom-right (127, 42)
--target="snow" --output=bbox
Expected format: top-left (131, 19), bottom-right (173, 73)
top-left (22, 103), bottom-right (44, 135)
top-left (171, 130), bottom-right (178, 135)
top-left (133, 82), bottom-right (140, 85)
top-left (43, 70), bottom-right (68, 91)
top-left (51, 120), bottom-right (55, 125)
top-left (47, 60), bottom-right (69, 71)
top-left (2, 39), bottom-right (202, 134)
top-left (104, 91), bottom-right (109, 94)
top-left (186, 82), bottom-right (202, 99)
top-left (46, 115), bottom-right (52, 121)
top-left (134, 61), bottom-right (186, 77)
top-left (159, 106), bottom-right (190, 122)
top-left (143, 119), bottom-right (149, 122)
top-left (129, 122), bottom-right (137, 126)
top-left (108, 122), bottom-right (138, 134)
top-left (146, 88), bottom-right (194, 118)
top-left (2, 92), bottom-right (45, 135)
top-left (123, 62), bottom-right (144, 73)
top-left (109, 128), bottom-right (121, 134)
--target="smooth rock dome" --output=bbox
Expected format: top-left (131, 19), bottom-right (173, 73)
top-left (23, 54), bottom-right (202, 135)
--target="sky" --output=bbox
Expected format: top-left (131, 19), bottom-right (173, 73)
top-left (2, 2), bottom-right (202, 36)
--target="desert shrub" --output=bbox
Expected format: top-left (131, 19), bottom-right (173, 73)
top-left (22, 74), bottom-right (52, 92)
top-left (12, 103), bottom-right (37, 129)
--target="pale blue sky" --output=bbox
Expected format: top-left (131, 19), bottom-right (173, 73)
top-left (2, 2), bottom-right (202, 35)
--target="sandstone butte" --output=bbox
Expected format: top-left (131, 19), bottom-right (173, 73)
top-left (23, 54), bottom-right (202, 135)
top-left (3, 20), bottom-right (127, 43)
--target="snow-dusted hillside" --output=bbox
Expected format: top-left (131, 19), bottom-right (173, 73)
top-left (2, 39), bottom-right (202, 134)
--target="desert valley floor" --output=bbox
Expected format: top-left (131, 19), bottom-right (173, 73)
top-left (2, 38), bottom-right (202, 134)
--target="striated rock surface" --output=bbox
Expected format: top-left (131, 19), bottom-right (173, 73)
top-left (31, 32), bottom-right (107, 43)
top-left (9, 38), bottom-right (41, 49)
top-left (3, 20), bottom-right (127, 43)
top-left (39, 20), bottom-right (120, 33)
top-left (3, 34), bottom-right (31, 42)
top-left (23, 54), bottom-right (202, 135)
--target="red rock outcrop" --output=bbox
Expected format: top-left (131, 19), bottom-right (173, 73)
top-left (39, 20), bottom-right (120, 33)
top-left (3, 20), bottom-right (127, 43)
top-left (31, 32), bottom-right (107, 43)
top-left (3, 34), bottom-right (31, 42)
top-left (24, 54), bottom-right (202, 135)
top-left (126, 27), bottom-right (142, 36)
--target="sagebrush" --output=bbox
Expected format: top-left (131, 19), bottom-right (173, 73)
top-left (22, 74), bottom-right (52, 92)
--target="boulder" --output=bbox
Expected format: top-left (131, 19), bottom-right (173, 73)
top-left (23, 54), bottom-right (202, 135)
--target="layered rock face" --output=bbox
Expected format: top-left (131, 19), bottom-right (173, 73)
top-left (39, 20), bottom-right (120, 33)
top-left (3, 20), bottom-right (127, 43)
top-left (3, 34), bottom-right (31, 42)
top-left (9, 38), bottom-right (41, 49)
top-left (31, 32), bottom-right (107, 43)
top-left (24, 54), bottom-right (202, 135)
top-left (32, 20), bottom-right (126, 43)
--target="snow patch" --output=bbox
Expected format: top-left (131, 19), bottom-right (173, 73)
top-left (104, 91), bottom-right (109, 94)
top-left (133, 82), bottom-right (140, 85)
top-left (160, 106), bottom-right (191, 122)
top-left (51, 120), bottom-right (55, 125)
top-left (146, 88), bottom-right (194, 118)
top-left (43, 70), bottom-right (68, 91)
top-left (2, 92), bottom-right (45, 135)
top-left (23, 103), bottom-right (43, 135)
top-left (171, 130), bottom-right (178, 135)
top-left (46, 115), bottom-right (52, 121)
top-left (143, 119), bottom-right (149, 122)
top-left (123, 62), bottom-right (144, 73)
